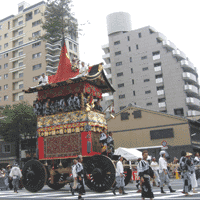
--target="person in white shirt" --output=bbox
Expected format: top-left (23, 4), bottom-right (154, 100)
top-left (151, 157), bottom-right (160, 187)
top-left (9, 163), bottom-right (22, 193)
top-left (194, 152), bottom-right (200, 186)
top-left (35, 73), bottom-right (49, 86)
top-left (71, 159), bottom-right (78, 195)
top-left (159, 151), bottom-right (175, 193)
top-left (112, 156), bottom-right (127, 195)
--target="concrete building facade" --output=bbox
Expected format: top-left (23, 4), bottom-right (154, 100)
top-left (0, 1), bottom-right (79, 107)
top-left (102, 12), bottom-right (199, 117)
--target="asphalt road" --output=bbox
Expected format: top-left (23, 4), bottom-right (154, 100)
top-left (0, 179), bottom-right (200, 200)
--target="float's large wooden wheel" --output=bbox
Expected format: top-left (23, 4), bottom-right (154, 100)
top-left (22, 160), bottom-right (47, 192)
top-left (84, 155), bottom-right (115, 192)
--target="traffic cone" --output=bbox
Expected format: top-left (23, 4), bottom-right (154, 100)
top-left (176, 169), bottom-right (179, 179)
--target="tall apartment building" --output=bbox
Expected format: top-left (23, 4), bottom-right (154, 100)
top-left (102, 12), bottom-right (200, 117)
top-left (0, 1), bottom-right (79, 106)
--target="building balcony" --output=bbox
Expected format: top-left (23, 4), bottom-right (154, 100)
top-left (154, 66), bottom-right (162, 72)
top-left (102, 43), bottom-right (110, 54)
top-left (106, 73), bottom-right (112, 79)
top-left (103, 64), bottom-right (111, 69)
top-left (157, 32), bottom-right (167, 41)
top-left (45, 43), bottom-right (61, 51)
top-left (172, 49), bottom-right (187, 61)
top-left (155, 78), bottom-right (163, 84)
top-left (46, 66), bottom-right (58, 74)
top-left (9, 54), bottom-right (26, 62)
top-left (186, 97), bottom-right (200, 107)
top-left (102, 53), bottom-right (111, 64)
top-left (184, 85), bottom-right (198, 95)
top-left (10, 33), bottom-right (25, 41)
top-left (9, 65), bottom-right (26, 73)
top-left (183, 72), bottom-right (197, 84)
top-left (46, 54), bottom-right (60, 63)
top-left (10, 23), bottom-right (25, 31)
top-left (181, 60), bottom-right (196, 73)
top-left (162, 40), bottom-right (176, 51)
top-left (157, 90), bottom-right (165, 96)
top-left (188, 110), bottom-right (200, 116)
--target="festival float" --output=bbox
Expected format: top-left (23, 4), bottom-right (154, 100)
top-left (22, 37), bottom-right (132, 193)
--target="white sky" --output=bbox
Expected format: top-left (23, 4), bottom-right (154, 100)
top-left (0, 0), bottom-right (200, 73)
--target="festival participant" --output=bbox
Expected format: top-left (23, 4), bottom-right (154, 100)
top-left (194, 152), bottom-right (200, 186)
top-left (159, 151), bottom-right (175, 193)
top-left (76, 155), bottom-right (85, 200)
top-left (67, 95), bottom-right (74, 111)
top-left (112, 156), bottom-right (127, 195)
top-left (59, 97), bottom-right (67, 112)
top-left (107, 132), bottom-right (114, 156)
top-left (136, 158), bottom-right (142, 192)
top-left (138, 150), bottom-right (154, 200)
top-left (151, 157), bottom-right (160, 187)
top-left (44, 98), bottom-right (51, 115)
top-left (187, 153), bottom-right (197, 193)
top-left (70, 159), bottom-right (78, 195)
top-left (73, 93), bottom-right (80, 110)
top-left (35, 73), bottom-right (48, 86)
top-left (9, 163), bottom-right (22, 193)
top-left (50, 100), bottom-right (56, 114)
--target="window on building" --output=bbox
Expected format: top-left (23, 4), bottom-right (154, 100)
top-left (4, 53), bottom-right (8, 58)
top-left (0, 86), bottom-right (1, 91)
top-left (8, 21), bottom-right (10, 29)
top-left (138, 32), bottom-right (142, 38)
top-left (174, 108), bottom-right (184, 116)
top-left (74, 44), bottom-right (77, 52)
top-left (4, 63), bottom-right (8, 69)
top-left (4, 43), bottom-right (8, 48)
top-left (127, 36), bottom-right (130, 41)
top-left (19, 95), bottom-right (24, 100)
top-left (32, 41), bottom-right (41, 48)
top-left (145, 90), bottom-right (151, 94)
top-left (152, 51), bottom-right (160, 56)
top-left (32, 64), bottom-right (42, 71)
top-left (0, 97), bottom-right (1, 102)
top-left (132, 79), bottom-right (134, 84)
top-left (0, 35), bottom-right (1, 40)
top-left (26, 12), bottom-right (33, 21)
top-left (146, 102), bottom-right (152, 106)
top-left (120, 106), bottom-right (126, 110)
top-left (116, 62), bottom-right (122, 66)
top-left (133, 91), bottom-right (135, 96)
top-left (32, 20), bottom-right (41, 27)
top-left (150, 128), bottom-right (174, 140)
top-left (4, 33), bottom-right (8, 38)
top-left (117, 72), bottom-right (123, 77)
top-left (131, 68), bottom-right (133, 73)
top-left (155, 74), bottom-right (163, 79)
top-left (142, 67), bottom-right (148, 71)
top-left (18, 20), bottom-right (23, 25)
top-left (19, 30), bottom-right (23, 35)
top-left (4, 84), bottom-right (8, 90)
top-left (114, 41), bottom-right (120, 45)
top-left (32, 52), bottom-right (41, 59)
top-left (115, 51), bottom-right (121, 56)
top-left (19, 62), bottom-right (23, 67)
top-left (118, 83), bottom-right (124, 88)
top-left (0, 25), bottom-right (2, 30)
top-left (154, 62), bottom-right (161, 67)
top-left (128, 46), bottom-right (131, 52)
top-left (3, 144), bottom-right (10, 153)
top-left (69, 42), bottom-right (72, 50)
top-left (18, 40), bottom-right (23, 45)
top-left (18, 5), bottom-right (24, 12)
top-left (141, 56), bottom-right (147, 60)
top-left (4, 74), bottom-right (8, 79)
top-left (19, 51), bottom-right (23, 56)
top-left (19, 84), bottom-right (24, 89)
top-left (121, 112), bottom-right (130, 120)
top-left (0, 55), bottom-right (1, 60)
top-left (34, 9), bottom-right (40, 15)
top-left (4, 95), bottom-right (8, 101)
top-left (32, 30), bottom-right (41, 37)
top-left (0, 45), bottom-right (1, 50)
top-left (136, 44), bottom-right (139, 49)
top-left (0, 65), bottom-right (1, 70)
top-left (133, 110), bottom-right (142, 118)
top-left (130, 57), bottom-right (132, 62)
top-left (0, 75), bottom-right (1, 79)
top-left (157, 86), bottom-right (164, 90)
top-left (119, 94), bottom-right (125, 99)
top-left (144, 79), bottom-right (150, 82)
top-left (158, 98), bottom-right (165, 103)
top-left (19, 73), bottom-right (23, 78)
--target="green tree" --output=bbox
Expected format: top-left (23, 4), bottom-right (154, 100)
top-left (0, 101), bottom-right (37, 164)
top-left (40, 0), bottom-right (78, 43)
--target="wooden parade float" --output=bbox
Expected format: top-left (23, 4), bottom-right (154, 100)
top-left (22, 38), bottom-right (132, 193)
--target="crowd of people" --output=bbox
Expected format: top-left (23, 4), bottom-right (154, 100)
top-left (0, 163), bottom-right (22, 193)
top-left (33, 94), bottom-right (103, 116)
top-left (133, 150), bottom-right (200, 200)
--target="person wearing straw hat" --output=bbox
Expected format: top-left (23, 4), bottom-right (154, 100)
top-left (159, 151), bottom-right (176, 193)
